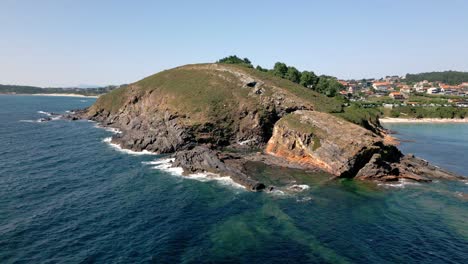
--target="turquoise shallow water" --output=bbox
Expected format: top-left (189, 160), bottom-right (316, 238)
top-left (383, 123), bottom-right (468, 176)
top-left (0, 95), bottom-right (467, 263)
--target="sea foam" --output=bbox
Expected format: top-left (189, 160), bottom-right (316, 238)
top-left (142, 158), bottom-right (245, 190)
top-left (37, 111), bottom-right (52, 116)
top-left (378, 179), bottom-right (422, 189)
top-left (94, 123), bottom-right (122, 134)
top-left (289, 184), bottom-right (310, 191)
top-left (102, 137), bottom-right (157, 155)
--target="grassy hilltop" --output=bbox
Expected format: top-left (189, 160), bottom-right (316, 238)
top-left (91, 63), bottom-right (343, 116)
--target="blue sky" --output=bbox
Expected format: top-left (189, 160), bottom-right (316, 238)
top-left (1, 0), bottom-right (467, 87)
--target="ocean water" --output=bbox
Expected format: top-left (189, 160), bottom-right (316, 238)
top-left (0, 95), bottom-right (467, 264)
top-left (384, 123), bottom-right (468, 176)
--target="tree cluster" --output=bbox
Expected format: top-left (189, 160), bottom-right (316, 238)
top-left (405, 71), bottom-right (468, 85)
top-left (271, 62), bottom-right (343, 97)
top-left (217, 55), bottom-right (253, 68)
top-left (217, 56), bottom-right (345, 97)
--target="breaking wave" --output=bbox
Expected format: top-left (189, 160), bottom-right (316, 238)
top-left (102, 137), bottom-right (157, 155)
top-left (94, 124), bottom-right (122, 134)
top-left (142, 158), bottom-right (245, 190)
top-left (37, 111), bottom-right (52, 116)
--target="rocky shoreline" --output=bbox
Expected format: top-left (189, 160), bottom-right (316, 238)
top-left (67, 108), bottom-right (465, 192)
top-left (64, 64), bottom-right (466, 191)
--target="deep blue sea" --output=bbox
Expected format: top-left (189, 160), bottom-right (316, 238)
top-left (1, 95), bottom-right (467, 264)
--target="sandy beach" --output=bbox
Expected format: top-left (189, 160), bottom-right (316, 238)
top-left (380, 117), bottom-right (468, 123)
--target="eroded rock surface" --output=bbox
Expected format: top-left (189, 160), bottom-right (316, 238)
top-left (67, 64), bottom-right (465, 190)
top-left (266, 110), bottom-right (463, 182)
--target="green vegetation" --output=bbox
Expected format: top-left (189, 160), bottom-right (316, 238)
top-left (218, 56), bottom-right (344, 97)
top-left (92, 57), bottom-right (381, 132)
top-left (0, 84), bottom-right (42, 94)
top-left (405, 71), bottom-right (468, 85)
top-left (272, 62), bottom-right (288, 78)
top-left (280, 114), bottom-right (316, 134)
top-left (278, 114), bottom-right (322, 150)
top-left (0, 84), bottom-right (118, 96)
top-left (234, 65), bottom-right (343, 113)
top-left (285, 66), bottom-right (301, 83)
top-left (300, 71), bottom-right (318, 88)
top-left (217, 55), bottom-right (253, 68)
top-left (92, 86), bottom-right (128, 113)
top-left (335, 104), bottom-right (382, 129)
top-left (389, 106), bottom-right (467, 119)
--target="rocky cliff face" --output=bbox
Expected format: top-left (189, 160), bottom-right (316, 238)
top-left (85, 64), bottom-right (327, 153)
top-left (76, 63), bottom-right (464, 190)
top-left (265, 110), bottom-right (462, 182)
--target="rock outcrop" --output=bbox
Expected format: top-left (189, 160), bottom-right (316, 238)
top-left (172, 146), bottom-right (266, 191)
top-left (265, 111), bottom-right (463, 182)
top-left (69, 63), bottom-right (465, 190)
top-left (84, 64), bottom-right (327, 153)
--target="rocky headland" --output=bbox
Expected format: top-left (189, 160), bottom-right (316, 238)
top-left (69, 63), bottom-right (464, 191)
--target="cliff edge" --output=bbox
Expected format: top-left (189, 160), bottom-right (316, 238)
top-left (76, 63), bottom-right (463, 190)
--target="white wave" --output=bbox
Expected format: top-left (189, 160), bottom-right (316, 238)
top-left (106, 127), bottom-right (122, 134)
top-left (378, 179), bottom-right (422, 189)
top-left (94, 123), bottom-right (122, 134)
top-left (288, 184), bottom-right (310, 191)
top-left (102, 137), bottom-right (157, 155)
top-left (142, 158), bottom-right (175, 165)
top-left (37, 111), bottom-right (51, 116)
top-left (269, 189), bottom-right (287, 196)
top-left (149, 158), bottom-right (185, 175)
top-left (187, 173), bottom-right (245, 189)
top-left (80, 100), bottom-right (88, 102)
top-left (20, 118), bottom-right (53, 123)
top-left (143, 158), bottom-right (245, 190)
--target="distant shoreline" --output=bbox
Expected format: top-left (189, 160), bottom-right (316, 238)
top-left (380, 117), bottom-right (468, 123)
top-left (0, 93), bottom-right (100, 98)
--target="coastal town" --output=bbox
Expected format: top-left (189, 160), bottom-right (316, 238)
top-left (337, 76), bottom-right (468, 108)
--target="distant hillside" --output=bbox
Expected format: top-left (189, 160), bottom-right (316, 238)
top-left (0, 84), bottom-right (120, 96)
top-left (0, 84), bottom-right (43, 94)
top-left (405, 71), bottom-right (468, 85)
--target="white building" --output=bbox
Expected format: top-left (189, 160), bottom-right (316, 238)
top-left (427, 87), bottom-right (440, 94)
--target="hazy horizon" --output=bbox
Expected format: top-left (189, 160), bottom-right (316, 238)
top-left (1, 0), bottom-right (468, 87)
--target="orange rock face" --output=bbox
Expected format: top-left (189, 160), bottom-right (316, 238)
top-left (265, 110), bottom-right (382, 176)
